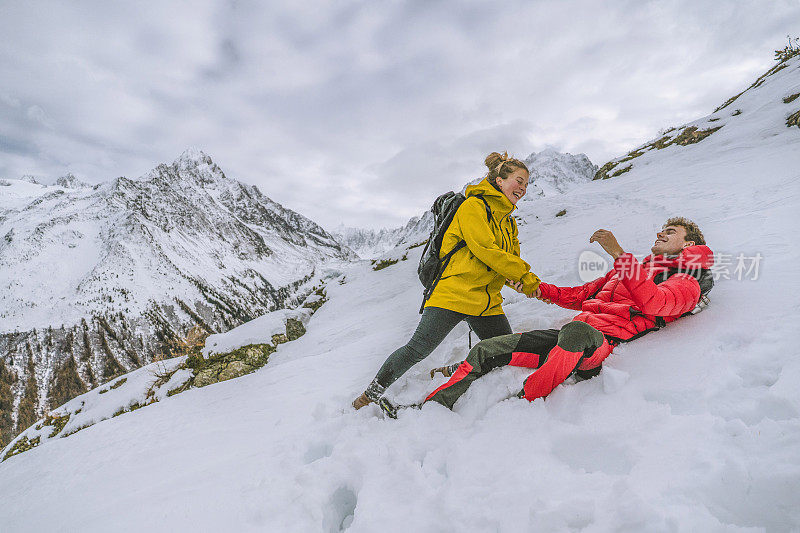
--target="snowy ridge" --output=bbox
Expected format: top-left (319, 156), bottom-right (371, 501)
top-left (0, 56), bottom-right (799, 531)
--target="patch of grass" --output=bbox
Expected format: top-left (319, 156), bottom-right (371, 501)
top-left (610, 165), bottom-right (632, 177)
top-left (109, 377), bottom-right (127, 390)
top-left (672, 126), bottom-right (723, 146)
top-left (731, 109), bottom-right (743, 116)
top-left (112, 407), bottom-right (126, 418)
top-left (42, 412), bottom-right (71, 438)
top-left (408, 240), bottom-right (428, 249)
top-left (166, 382), bottom-right (191, 397)
top-left (373, 258), bottom-right (399, 271)
top-left (302, 288), bottom-right (328, 312)
top-left (555, 209), bottom-right (567, 217)
top-left (650, 136), bottom-right (674, 150)
top-left (787, 110), bottom-right (800, 129)
top-left (619, 149), bottom-right (645, 163)
top-left (61, 424), bottom-right (92, 438)
top-left (98, 389), bottom-right (108, 394)
top-left (593, 161), bottom-right (619, 180)
top-left (3, 435), bottom-right (42, 461)
top-left (784, 93), bottom-right (800, 104)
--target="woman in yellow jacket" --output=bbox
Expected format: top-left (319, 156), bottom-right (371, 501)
top-left (353, 152), bottom-right (542, 409)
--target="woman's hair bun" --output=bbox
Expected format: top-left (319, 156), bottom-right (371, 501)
top-left (484, 152), bottom-right (507, 170)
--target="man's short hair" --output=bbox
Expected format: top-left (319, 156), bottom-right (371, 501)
top-left (664, 217), bottom-right (705, 245)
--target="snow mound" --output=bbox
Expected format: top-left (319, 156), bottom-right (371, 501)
top-left (202, 307), bottom-right (313, 357)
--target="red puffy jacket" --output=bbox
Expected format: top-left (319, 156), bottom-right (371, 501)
top-left (538, 245), bottom-right (714, 341)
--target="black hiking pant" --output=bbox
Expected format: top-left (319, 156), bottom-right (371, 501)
top-left (373, 306), bottom-right (512, 388)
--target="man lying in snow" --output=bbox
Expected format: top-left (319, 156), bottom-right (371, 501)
top-left (413, 217), bottom-right (714, 411)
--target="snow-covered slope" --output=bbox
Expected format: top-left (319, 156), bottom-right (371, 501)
top-left (0, 149), bottom-right (353, 446)
top-left (1, 56), bottom-right (799, 531)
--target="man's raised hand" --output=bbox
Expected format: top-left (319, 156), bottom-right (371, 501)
top-left (589, 229), bottom-right (625, 260)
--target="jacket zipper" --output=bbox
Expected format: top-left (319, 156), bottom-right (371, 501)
top-left (479, 284), bottom-right (491, 316)
top-left (479, 200), bottom-right (513, 316)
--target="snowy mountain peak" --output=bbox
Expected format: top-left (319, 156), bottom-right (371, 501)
top-left (135, 149), bottom-right (229, 189)
top-left (176, 147), bottom-right (214, 167)
top-left (523, 149), bottom-right (597, 196)
top-left (460, 149), bottom-right (597, 198)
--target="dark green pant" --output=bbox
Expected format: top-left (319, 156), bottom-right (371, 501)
top-left (426, 322), bottom-right (606, 408)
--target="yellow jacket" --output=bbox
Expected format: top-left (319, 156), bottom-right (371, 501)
top-left (425, 178), bottom-right (540, 316)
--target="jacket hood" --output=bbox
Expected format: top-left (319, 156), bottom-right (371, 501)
top-left (643, 244), bottom-right (715, 271)
top-left (464, 178), bottom-right (514, 216)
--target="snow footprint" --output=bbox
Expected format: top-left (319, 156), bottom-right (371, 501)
top-left (303, 442), bottom-right (334, 464)
top-left (322, 486), bottom-right (358, 532)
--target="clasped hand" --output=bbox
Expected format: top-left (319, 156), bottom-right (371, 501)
top-left (506, 279), bottom-right (550, 303)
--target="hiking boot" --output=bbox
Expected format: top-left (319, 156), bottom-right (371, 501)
top-left (352, 392), bottom-right (372, 409)
top-left (352, 378), bottom-right (385, 410)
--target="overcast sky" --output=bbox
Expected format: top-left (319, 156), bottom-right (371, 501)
top-left (1, 1), bottom-right (798, 229)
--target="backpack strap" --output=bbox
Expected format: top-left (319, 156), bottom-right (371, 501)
top-left (419, 240), bottom-right (467, 312)
top-left (475, 194), bottom-right (493, 223)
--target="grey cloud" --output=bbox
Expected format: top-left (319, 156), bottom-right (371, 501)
top-left (1, 0), bottom-right (798, 229)
top-left (0, 135), bottom-right (40, 158)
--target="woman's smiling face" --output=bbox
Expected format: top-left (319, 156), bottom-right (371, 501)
top-left (496, 167), bottom-right (529, 205)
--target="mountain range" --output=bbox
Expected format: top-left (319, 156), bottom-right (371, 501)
top-left (0, 149), bottom-right (354, 444)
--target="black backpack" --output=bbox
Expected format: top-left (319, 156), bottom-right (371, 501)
top-left (417, 192), bottom-right (491, 313)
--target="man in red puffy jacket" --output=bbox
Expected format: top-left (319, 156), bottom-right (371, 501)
top-left (423, 217), bottom-right (714, 408)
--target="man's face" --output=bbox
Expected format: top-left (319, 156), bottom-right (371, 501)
top-left (651, 225), bottom-right (694, 255)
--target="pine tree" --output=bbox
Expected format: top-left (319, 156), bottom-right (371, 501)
top-left (16, 357), bottom-right (40, 433)
top-left (100, 330), bottom-right (125, 381)
top-left (0, 360), bottom-right (15, 448)
top-left (48, 356), bottom-right (87, 410)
